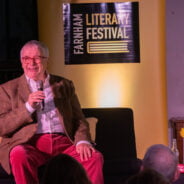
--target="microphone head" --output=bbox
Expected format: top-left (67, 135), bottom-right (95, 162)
top-left (36, 80), bottom-right (44, 110)
top-left (37, 80), bottom-right (43, 91)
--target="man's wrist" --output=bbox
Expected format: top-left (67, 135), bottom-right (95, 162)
top-left (25, 102), bottom-right (36, 114)
top-left (76, 140), bottom-right (91, 146)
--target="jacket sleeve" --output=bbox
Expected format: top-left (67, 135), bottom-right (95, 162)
top-left (0, 84), bottom-right (33, 137)
top-left (71, 92), bottom-right (92, 144)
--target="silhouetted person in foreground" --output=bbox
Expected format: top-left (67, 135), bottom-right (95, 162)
top-left (142, 144), bottom-right (180, 183)
top-left (124, 168), bottom-right (170, 184)
top-left (41, 154), bottom-right (92, 184)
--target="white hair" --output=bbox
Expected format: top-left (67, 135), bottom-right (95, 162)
top-left (20, 40), bottom-right (49, 58)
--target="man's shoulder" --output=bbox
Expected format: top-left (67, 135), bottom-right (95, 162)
top-left (50, 74), bottom-right (72, 83)
top-left (49, 74), bottom-right (74, 91)
top-left (0, 75), bottom-right (24, 88)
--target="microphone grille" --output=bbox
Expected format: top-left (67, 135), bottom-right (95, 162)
top-left (37, 80), bottom-right (43, 90)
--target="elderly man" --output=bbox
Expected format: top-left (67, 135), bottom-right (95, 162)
top-left (142, 144), bottom-right (180, 183)
top-left (0, 40), bottom-right (104, 184)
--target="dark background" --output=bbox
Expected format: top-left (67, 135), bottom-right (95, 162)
top-left (0, 0), bottom-right (38, 84)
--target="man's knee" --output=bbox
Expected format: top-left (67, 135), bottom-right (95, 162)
top-left (10, 145), bottom-right (28, 165)
top-left (93, 151), bottom-right (104, 163)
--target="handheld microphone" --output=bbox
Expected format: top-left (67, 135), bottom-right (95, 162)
top-left (37, 80), bottom-right (44, 110)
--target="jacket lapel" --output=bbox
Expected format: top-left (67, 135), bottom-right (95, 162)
top-left (49, 75), bottom-right (67, 114)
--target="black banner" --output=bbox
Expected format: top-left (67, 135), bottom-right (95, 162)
top-left (63, 2), bottom-right (140, 64)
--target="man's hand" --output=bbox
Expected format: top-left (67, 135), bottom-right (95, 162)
top-left (76, 143), bottom-right (95, 161)
top-left (28, 91), bottom-right (45, 109)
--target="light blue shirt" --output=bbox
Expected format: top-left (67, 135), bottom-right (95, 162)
top-left (25, 74), bottom-right (64, 134)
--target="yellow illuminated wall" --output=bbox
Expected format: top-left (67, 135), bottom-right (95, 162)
top-left (37, 0), bottom-right (167, 159)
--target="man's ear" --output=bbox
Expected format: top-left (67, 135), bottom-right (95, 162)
top-left (173, 167), bottom-right (180, 182)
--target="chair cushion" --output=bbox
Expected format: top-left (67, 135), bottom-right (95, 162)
top-left (86, 117), bottom-right (98, 142)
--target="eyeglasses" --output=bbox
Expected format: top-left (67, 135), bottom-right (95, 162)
top-left (21, 56), bottom-right (47, 64)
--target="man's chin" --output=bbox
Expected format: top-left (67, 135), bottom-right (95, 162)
top-left (27, 73), bottom-right (39, 80)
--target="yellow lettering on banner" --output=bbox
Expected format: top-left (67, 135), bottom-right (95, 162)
top-left (92, 28), bottom-right (98, 39)
top-left (94, 14), bottom-right (99, 25)
top-left (97, 28), bottom-right (104, 39)
top-left (86, 14), bottom-right (91, 25)
top-left (73, 14), bottom-right (83, 22)
top-left (86, 13), bottom-right (130, 26)
top-left (73, 38), bottom-right (83, 44)
top-left (122, 27), bottom-right (128, 39)
top-left (86, 28), bottom-right (91, 39)
top-left (105, 13), bottom-right (111, 25)
top-left (111, 13), bottom-right (118, 25)
top-left (121, 13), bottom-right (130, 25)
top-left (99, 14), bottom-right (105, 25)
top-left (74, 45), bottom-right (83, 54)
top-left (86, 27), bottom-right (129, 40)
top-left (73, 14), bottom-right (84, 54)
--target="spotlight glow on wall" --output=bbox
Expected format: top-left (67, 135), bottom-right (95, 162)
top-left (97, 70), bottom-right (123, 107)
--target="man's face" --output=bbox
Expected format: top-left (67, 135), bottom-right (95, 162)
top-left (20, 45), bottom-right (48, 80)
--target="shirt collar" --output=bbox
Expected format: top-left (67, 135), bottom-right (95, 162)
top-left (25, 74), bottom-right (50, 92)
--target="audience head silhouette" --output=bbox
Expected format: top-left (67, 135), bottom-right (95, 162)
top-left (142, 144), bottom-right (179, 182)
top-left (41, 154), bottom-right (92, 184)
top-left (124, 168), bottom-right (170, 184)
